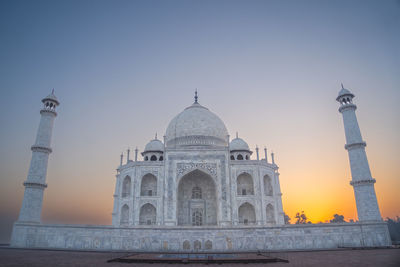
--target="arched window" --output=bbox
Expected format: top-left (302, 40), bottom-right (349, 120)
top-left (150, 155), bottom-right (157, 161)
top-left (266, 204), bottom-right (275, 223)
top-left (194, 240), bottom-right (201, 250)
top-left (183, 240), bottom-right (190, 250)
top-left (237, 172), bottom-right (254, 195)
top-left (144, 156), bottom-right (148, 161)
top-left (192, 208), bottom-right (203, 226)
top-left (245, 155), bottom-right (249, 160)
top-left (120, 204), bottom-right (129, 225)
top-left (159, 156), bottom-right (163, 161)
top-left (230, 155), bottom-right (235, 160)
top-left (139, 203), bottom-right (156, 225)
top-left (237, 154), bottom-right (243, 160)
top-left (141, 174), bottom-right (157, 196)
top-left (205, 240), bottom-right (212, 250)
top-left (191, 186), bottom-right (202, 199)
top-left (263, 175), bottom-right (273, 196)
top-left (122, 176), bottom-right (131, 197)
top-left (238, 202), bottom-right (256, 225)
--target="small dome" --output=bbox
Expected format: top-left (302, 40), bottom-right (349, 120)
top-left (42, 89), bottom-right (59, 105)
top-left (144, 139), bottom-right (164, 152)
top-left (230, 138), bottom-right (250, 152)
top-left (336, 85), bottom-right (354, 101)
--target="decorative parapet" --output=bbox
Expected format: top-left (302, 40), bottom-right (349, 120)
top-left (31, 145), bottom-right (52, 153)
top-left (350, 178), bottom-right (376, 186)
top-left (345, 142), bottom-right (366, 150)
top-left (40, 109), bottom-right (57, 116)
top-left (338, 103), bottom-right (357, 113)
top-left (23, 182), bottom-right (47, 189)
top-left (230, 160), bottom-right (277, 169)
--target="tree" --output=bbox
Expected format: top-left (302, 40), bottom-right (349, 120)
top-left (386, 216), bottom-right (400, 243)
top-left (330, 214), bottom-right (346, 223)
top-left (295, 211), bottom-right (308, 224)
top-left (284, 212), bottom-right (291, 224)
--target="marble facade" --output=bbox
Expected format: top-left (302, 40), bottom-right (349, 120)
top-left (11, 88), bottom-right (391, 251)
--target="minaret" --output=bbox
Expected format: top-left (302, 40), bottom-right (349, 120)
top-left (18, 90), bottom-right (59, 222)
top-left (264, 147), bottom-right (268, 163)
top-left (255, 146), bottom-right (259, 160)
top-left (337, 85), bottom-right (381, 221)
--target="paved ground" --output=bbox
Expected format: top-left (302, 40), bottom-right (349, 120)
top-left (0, 247), bottom-right (399, 266)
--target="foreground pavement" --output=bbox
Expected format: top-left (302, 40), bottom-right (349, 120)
top-left (0, 247), bottom-right (399, 266)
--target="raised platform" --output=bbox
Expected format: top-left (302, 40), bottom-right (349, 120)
top-left (108, 252), bottom-right (289, 264)
top-left (10, 221), bottom-right (391, 252)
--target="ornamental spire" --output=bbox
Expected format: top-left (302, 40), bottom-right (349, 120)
top-left (194, 89), bottom-right (198, 103)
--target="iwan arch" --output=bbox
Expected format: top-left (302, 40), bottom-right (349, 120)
top-left (11, 88), bottom-right (390, 251)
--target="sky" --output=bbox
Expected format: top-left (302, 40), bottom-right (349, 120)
top-left (0, 0), bottom-right (399, 243)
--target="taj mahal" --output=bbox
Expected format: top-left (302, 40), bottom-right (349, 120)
top-left (112, 91), bottom-right (284, 228)
top-left (10, 87), bottom-right (391, 252)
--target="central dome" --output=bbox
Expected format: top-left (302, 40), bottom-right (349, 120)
top-left (165, 102), bottom-right (229, 148)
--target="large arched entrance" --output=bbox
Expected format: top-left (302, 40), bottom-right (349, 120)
top-left (177, 169), bottom-right (217, 226)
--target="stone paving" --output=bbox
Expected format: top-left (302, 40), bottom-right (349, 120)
top-left (0, 247), bottom-right (399, 267)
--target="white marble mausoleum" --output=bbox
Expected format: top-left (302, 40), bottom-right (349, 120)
top-left (112, 93), bottom-right (284, 228)
top-left (10, 88), bottom-right (391, 252)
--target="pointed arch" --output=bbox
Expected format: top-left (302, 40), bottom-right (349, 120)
top-left (141, 173), bottom-right (157, 196)
top-left (266, 203), bottom-right (275, 223)
top-left (122, 176), bottom-right (131, 197)
top-left (177, 169), bottom-right (217, 226)
top-left (194, 240), bottom-right (201, 250)
top-left (263, 175), bottom-right (273, 196)
top-left (120, 204), bottom-right (129, 225)
top-left (183, 240), bottom-right (191, 250)
top-left (139, 203), bottom-right (156, 225)
top-left (238, 202), bottom-right (256, 225)
top-left (237, 172), bottom-right (254, 195)
top-left (205, 240), bottom-right (213, 250)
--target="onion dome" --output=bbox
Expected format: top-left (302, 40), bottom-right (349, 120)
top-left (144, 138), bottom-right (164, 152)
top-left (165, 93), bottom-right (228, 148)
top-left (229, 137), bottom-right (250, 152)
top-left (42, 89), bottom-right (60, 105)
top-left (336, 83), bottom-right (354, 101)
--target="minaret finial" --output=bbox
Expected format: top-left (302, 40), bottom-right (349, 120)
top-left (194, 89), bottom-right (198, 103)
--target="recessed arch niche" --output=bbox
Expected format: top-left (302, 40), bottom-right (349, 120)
top-left (177, 169), bottom-right (217, 226)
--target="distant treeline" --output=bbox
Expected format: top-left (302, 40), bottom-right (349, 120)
top-left (285, 212), bottom-right (400, 243)
top-left (386, 217), bottom-right (400, 243)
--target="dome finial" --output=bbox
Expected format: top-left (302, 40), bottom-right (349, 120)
top-left (236, 132), bottom-right (238, 139)
top-left (194, 89), bottom-right (198, 103)
top-left (52, 88), bottom-right (55, 94)
top-left (341, 83), bottom-right (344, 89)
top-left (155, 132), bottom-right (158, 140)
